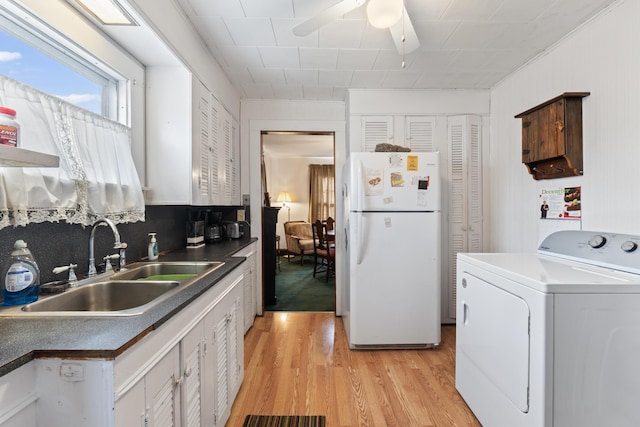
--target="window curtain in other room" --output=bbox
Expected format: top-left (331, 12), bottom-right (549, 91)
top-left (0, 74), bottom-right (144, 230)
top-left (308, 164), bottom-right (335, 223)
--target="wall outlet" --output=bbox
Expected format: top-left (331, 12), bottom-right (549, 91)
top-left (242, 194), bottom-right (250, 205)
top-left (237, 209), bottom-right (245, 222)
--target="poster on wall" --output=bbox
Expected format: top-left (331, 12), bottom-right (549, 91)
top-left (539, 186), bottom-right (581, 219)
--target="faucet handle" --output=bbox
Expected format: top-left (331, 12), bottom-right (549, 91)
top-left (103, 254), bottom-right (120, 273)
top-left (53, 264), bottom-right (79, 287)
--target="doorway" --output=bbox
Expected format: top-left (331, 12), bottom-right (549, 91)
top-left (261, 131), bottom-right (336, 311)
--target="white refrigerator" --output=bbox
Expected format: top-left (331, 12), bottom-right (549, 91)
top-left (343, 152), bottom-right (441, 349)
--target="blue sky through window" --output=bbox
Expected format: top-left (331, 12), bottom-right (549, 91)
top-left (0, 31), bottom-right (101, 114)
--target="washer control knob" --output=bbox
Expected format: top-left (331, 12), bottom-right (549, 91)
top-left (588, 235), bottom-right (607, 249)
top-left (621, 241), bottom-right (638, 252)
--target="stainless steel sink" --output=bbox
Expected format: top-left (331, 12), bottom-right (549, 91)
top-left (21, 280), bottom-right (179, 314)
top-left (110, 261), bottom-right (223, 281)
top-left (0, 261), bottom-right (225, 317)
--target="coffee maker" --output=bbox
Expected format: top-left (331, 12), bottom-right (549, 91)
top-left (205, 210), bottom-right (223, 243)
top-left (186, 209), bottom-right (205, 248)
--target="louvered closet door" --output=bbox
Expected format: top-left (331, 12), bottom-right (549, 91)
top-left (361, 116), bottom-right (393, 152)
top-left (447, 115), bottom-right (483, 319)
top-left (405, 116), bottom-right (435, 152)
top-left (147, 345), bottom-right (180, 427)
top-left (181, 324), bottom-right (204, 427)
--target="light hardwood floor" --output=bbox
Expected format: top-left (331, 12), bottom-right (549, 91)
top-left (228, 312), bottom-right (481, 426)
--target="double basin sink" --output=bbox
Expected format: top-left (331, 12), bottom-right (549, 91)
top-left (0, 261), bottom-right (224, 317)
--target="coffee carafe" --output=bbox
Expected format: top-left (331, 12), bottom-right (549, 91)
top-left (205, 210), bottom-right (223, 243)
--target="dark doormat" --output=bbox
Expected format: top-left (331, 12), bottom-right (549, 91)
top-left (243, 415), bottom-right (326, 427)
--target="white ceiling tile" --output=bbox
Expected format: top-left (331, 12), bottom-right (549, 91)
top-left (299, 48), bottom-right (340, 68)
top-left (224, 66), bottom-right (255, 84)
top-left (337, 49), bottom-right (379, 70)
top-left (445, 22), bottom-right (509, 49)
top-left (490, 0), bottom-right (555, 22)
top-left (178, 0), bottom-right (244, 17)
top-left (242, 83), bottom-right (276, 98)
top-left (405, 0), bottom-right (455, 20)
top-left (381, 70), bottom-right (421, 88)
top-left (248, 68), bottom-right (287, 84)
top-left (319, 69), bottom-right (354, 86)
top-left (350, 70), bottom-right (387, 88)
top-left (409, 50), bottom-right (457, 72)
top-left (373, 50), bottom-right (411, 70)
top-left (292, 0), bottom-right (353, 19)
top-left (225, 18), bottom-right (277, 46)
top-left (333, 86), bottom-right (348, 100)
top-left (412, 20), bottom-right (461, 49)
top-left (240, 0), bottom-right (295, 18)
top-left (359, 25), bottom-right (396, 50)
top-left (218, 45), bottom-right (264, 67)
top-left (319, 20), bottom-right (367, 49)
top-left (260, 47), bottom-right (301, 68)
top-left (190, 16), bottom-right (235, 46)
top-left (284, 69), bottom-right (319, 84)
top-left (443, 0), bottom-right (506, 20)
top-left (271, 84), bottom-right (305, 99)
top-left (303, 86), bottom-right (335, 100)
top-left (272, 19), bottom-right (319, 47)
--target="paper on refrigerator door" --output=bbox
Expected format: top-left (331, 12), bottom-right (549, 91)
top-left (365, 168), bottom-right (383, 195)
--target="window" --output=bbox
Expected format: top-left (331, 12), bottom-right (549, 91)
top-left (0, 5), bottom-right (119, 118)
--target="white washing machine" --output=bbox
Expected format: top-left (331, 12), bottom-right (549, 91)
top-left (456, 230), bottom-right (640, 427)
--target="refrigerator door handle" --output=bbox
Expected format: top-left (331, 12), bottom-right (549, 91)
top-left (357, 159), bottom-right (365, 211)
top-left (356, 213), bottom-right (366, 265)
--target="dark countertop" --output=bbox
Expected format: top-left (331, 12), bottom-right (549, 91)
top-left (0, 238), bottom-right (257, 377)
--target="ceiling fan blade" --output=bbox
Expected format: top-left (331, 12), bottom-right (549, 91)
top-left (389, 8), bottom-right (420, 54)
top-left (292, 0), bottom-right (365, 37)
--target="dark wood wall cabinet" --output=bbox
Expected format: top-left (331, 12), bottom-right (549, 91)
top-left (515, 92), bottom-right (590, 180)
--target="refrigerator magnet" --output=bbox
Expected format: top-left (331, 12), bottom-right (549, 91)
top-left (390, 172), bottom-right (404, 187)
top-left (407, 155), bottom-right (419, 171)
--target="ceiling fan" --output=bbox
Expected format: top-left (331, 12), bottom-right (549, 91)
top-left (292, 0), bottom-right (420, 55)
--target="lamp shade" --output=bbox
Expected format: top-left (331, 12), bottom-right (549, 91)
top-left (276, 191), bottom-right (292, 203)
top-left (367, 0), bottom-right (403, 29)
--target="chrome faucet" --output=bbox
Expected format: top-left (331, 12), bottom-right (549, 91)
top-left (88, 218), bottom-right (127, 277)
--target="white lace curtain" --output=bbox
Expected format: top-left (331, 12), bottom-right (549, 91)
top-left (0, 74), bottom-right (145, 230)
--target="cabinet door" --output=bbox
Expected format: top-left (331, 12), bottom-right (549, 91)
top-left (212, 306), bottom-right (230, 427)
top-left (146, 345), bottom-right (181, 427)
top-left (192, 79), bottom-right (220, 206)
top-left (115, 380), bottom-right (146, 427)
top-left (405, 116), bottom-right (435, 152)
top-left (361, 116), bottom-right (393, 152)
top-left (521, 99), bottom-right (565, 163)
top-left (181, 323), bottom-right (205, 427)
top-left (447, 115), bottom-right (483, 319)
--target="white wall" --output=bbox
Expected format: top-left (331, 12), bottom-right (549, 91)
top-left (489, 0), bottom-right (639, 252)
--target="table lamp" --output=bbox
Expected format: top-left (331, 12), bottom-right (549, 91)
top-left (276, 191), bottom-right (292, 221)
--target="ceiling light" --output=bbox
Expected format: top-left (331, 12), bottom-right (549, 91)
top-left (75, 0), bottom-right (138, 25)
top-left (367, 0), bottom-right (404, 29)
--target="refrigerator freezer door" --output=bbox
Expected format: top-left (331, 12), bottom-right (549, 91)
top-left (349, 152), bottom-right (440, 212)
top-left (348, 211), bottom-right (441, 347)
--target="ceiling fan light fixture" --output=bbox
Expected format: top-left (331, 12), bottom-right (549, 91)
top-left (367, 0), bottom-right (403, 29)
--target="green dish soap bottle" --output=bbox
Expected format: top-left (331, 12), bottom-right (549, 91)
top-left (2, 240), bottom-right (40, 305)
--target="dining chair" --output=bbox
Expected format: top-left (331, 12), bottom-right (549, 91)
top-left (312, 219), bottom-right (335, 282)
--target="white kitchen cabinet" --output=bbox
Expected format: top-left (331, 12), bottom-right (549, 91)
top-left (205, 281), bottom-right (243, 427)
top-left (115, 344), bottom-right (180, 427)
top-left (0, 361), bottom-right (37, 427)
top-left (358, 115), bottom-right (436, 152)
top-left (146, 70), bottom-right (239, 205)
top-left (447, 115), bottom-right (483, 319)
top-left (234, 242), bottom-right (258, 334)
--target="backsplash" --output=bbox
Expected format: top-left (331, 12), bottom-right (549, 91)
top-left (0, 205), bottom-right (249, 286)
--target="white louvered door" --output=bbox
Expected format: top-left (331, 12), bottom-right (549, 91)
top-left (447, 115), bottom-right (483, 319)
top-left (405, 116), bottom-right (436, 152)
top-left (361, 116), bottom-right (393, 151)
top-left (147, 345), bottom-right (180, 427)
top-left (181, 323), bottom-right (204, 427)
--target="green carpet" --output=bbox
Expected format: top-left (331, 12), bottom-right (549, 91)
top-left (265, 255), bottom-right (335, 311)
top-left (243, 415), bottom-right (326, 426)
